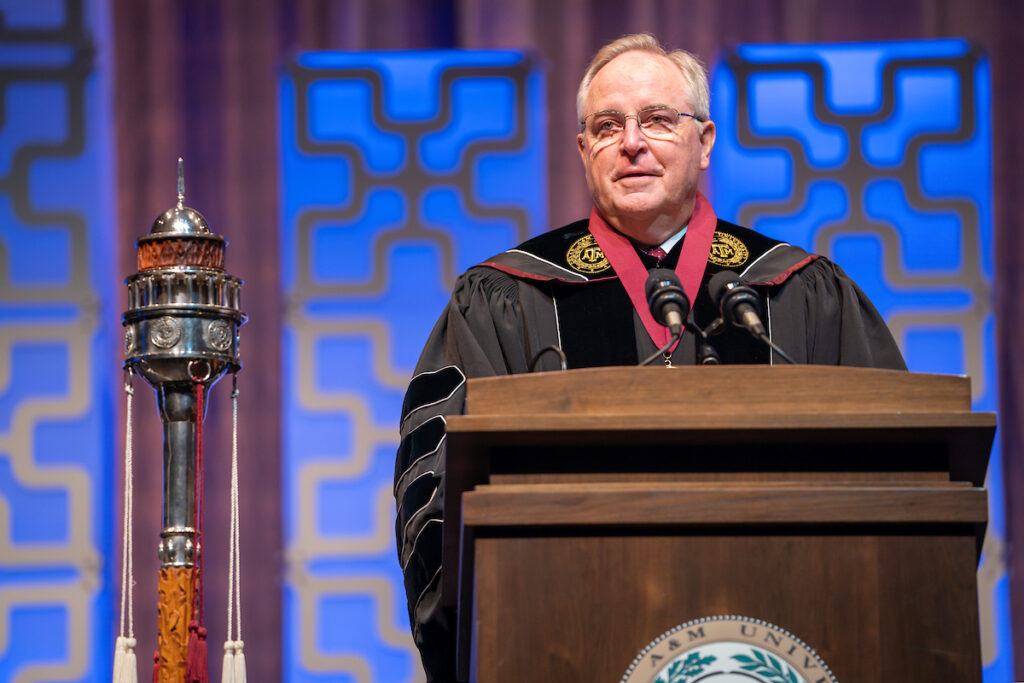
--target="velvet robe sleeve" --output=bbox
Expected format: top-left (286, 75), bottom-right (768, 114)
top-left (394, 268), bottom-right (529, 682)
top-left (769, 257), bottom-right (907, 370)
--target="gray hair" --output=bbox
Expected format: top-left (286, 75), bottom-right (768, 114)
top-left (576, 33), bottom-right (710, 123)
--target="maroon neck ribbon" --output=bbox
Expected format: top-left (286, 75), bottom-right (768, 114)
top-left (588, 191), bottom-right (718, 349)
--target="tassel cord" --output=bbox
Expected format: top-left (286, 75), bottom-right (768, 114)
top-left (222, 373), bottom-right (247, 683)
top-left (120, 369), bottom-right (135, 639)
top-left (115, 369), bottom-right (138, 682)
top-left (230, 374), bottom-right (241, 641)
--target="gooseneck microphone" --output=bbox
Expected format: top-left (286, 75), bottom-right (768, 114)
top-left (708, 270), bottom-right (796, 364)
top-left (640, 269), bottom-right (690, 366)
top-left (708, 270), bottom-right (766, 337)
top-left (645, 269), bottom-right (690, 335)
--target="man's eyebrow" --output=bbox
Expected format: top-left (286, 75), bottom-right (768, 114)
top-left (588, 103), bottom-right (677, 115)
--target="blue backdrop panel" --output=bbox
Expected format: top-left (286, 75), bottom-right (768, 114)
top-left (710, 39), bottom-right (1009, 681)
top-left (280, 50), bottom-right (545, 681)
top-left (0, 0), bottom-right (115, 680)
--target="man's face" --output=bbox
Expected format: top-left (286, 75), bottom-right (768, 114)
top-left (577, 50), bottom-right (716, 242)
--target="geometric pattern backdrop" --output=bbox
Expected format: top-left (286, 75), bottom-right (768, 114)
top-left (710, 39), bottom-right (1010, 682)
top-left (0, 14), bottom-right (1010, 680)
top-left (279, 50), bottom-right (545, 681)
top-left (0, 0), bottom-right (114, 680)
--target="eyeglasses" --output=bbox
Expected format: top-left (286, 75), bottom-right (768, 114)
top-left (580, 105), bottom-right (703, 147)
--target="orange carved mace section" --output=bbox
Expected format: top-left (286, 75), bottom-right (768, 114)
top-left (157, 566), bottom-right (195, 682)
top-left (138, 238), bottom-right (225, 270)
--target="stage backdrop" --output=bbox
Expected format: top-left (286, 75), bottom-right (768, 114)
top-left (279, 50), bottom-right (546, 681)
top-left (1, 0), bottom-right (1019, 680)
top-left (0, 0), bottom-right (116, 680)
top-left (710, 39), bottom-right (1009, 680)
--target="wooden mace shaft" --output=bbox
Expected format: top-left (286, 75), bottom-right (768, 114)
top-left (157, 566), bottom-right (195, 682)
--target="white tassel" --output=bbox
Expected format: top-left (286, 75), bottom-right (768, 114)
top-left (120, 638), bottom-right (138, 683)
top-left (219, 641), bottom-right (247, 683)
top-left (232, 641), bottom-right (247, 683)
top-left (221, 641), bottom-right (235, 683)
top-left (112, 636), bottom-right (126, 682)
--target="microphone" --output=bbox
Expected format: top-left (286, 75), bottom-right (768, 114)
top-left (529, 345), bottom-right (567, 372)
top-left (708, 270), bottom-right (766, 338)
top-left (645, 269), bottom-right (690, 335)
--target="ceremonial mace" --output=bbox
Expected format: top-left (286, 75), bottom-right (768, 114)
top-left (118, 159), bottom-right (247, 681)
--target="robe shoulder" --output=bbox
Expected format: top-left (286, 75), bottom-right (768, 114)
top-left (449, 262), bottom-right (524, 313)
top-left (478, 219), bottom-right (599, 282)
top-left (401, 264), bottom-right (535, 418)
top-left (771, 255), bottom-right (908, 370)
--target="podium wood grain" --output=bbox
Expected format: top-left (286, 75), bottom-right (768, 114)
top-left (472, 533), bottom-right (980, 681)
top-left (447, 367), bottom-right (993, 681)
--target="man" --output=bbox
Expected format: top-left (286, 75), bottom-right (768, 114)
top-left (395, 33), bottom-right (904, 682)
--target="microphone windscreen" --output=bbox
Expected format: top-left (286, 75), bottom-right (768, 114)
top-left (708, 270), bottom-right (740, 305)
top-left (645, 268), bottom-right (681, 303)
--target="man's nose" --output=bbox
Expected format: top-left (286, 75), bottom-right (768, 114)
top-left (620, 117), bottom-right (647, 155)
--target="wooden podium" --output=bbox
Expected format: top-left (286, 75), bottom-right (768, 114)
top-left (442, 366), bottom-right (994, 682)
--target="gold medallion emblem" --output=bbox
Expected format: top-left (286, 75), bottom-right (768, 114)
top-left (708, 231), bottom-right (749, 267)
top-left (566, 234), bottom-right (610, 274)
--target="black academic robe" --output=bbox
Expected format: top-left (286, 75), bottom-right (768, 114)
top-left (394, 218), bottom-right (905, 682)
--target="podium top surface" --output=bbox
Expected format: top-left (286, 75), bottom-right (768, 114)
top-left (464, 366), bottom-right (975, 417)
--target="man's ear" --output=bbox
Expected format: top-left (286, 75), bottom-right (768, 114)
top-left (577, 133), bottom-right (588, 164)
top-left (698, 120), bottom-right (716, 170)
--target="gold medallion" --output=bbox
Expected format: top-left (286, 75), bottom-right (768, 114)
top-left (566, 234), bottom-right (610, 274)
top-left (708, 231), bottom-right (749, 267)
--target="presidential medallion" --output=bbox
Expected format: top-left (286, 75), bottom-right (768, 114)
top-left (708, 231), bottom-right (749, 267)
top-left (566, 234), bottom-right (611, 274)
top-left (621, 615), bottom-right (838, 683)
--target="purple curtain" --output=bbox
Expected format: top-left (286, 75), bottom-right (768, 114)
top-left (112, 1), bottom-right (1024, 677)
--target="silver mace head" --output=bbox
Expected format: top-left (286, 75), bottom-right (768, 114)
top-left (123, 158), bottom-right (246, 387)
top-left (122, 159), bottom-right (247, 567)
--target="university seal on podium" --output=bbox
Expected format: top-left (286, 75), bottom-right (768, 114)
top-left (620, 615), bottom-right (838, 683)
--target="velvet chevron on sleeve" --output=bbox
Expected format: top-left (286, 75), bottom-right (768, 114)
top-left (394, 269), bottom-right (534, 683)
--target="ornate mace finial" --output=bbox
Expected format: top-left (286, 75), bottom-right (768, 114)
top-left (121, 159), bottom-right (246, 681)
top-left (177, 156), bottom-right (185, 210)
top-left (125, 160), bottom-right (244, 384)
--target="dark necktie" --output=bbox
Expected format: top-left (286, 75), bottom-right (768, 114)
top-left (643, 246), bottom-right (667, 267)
